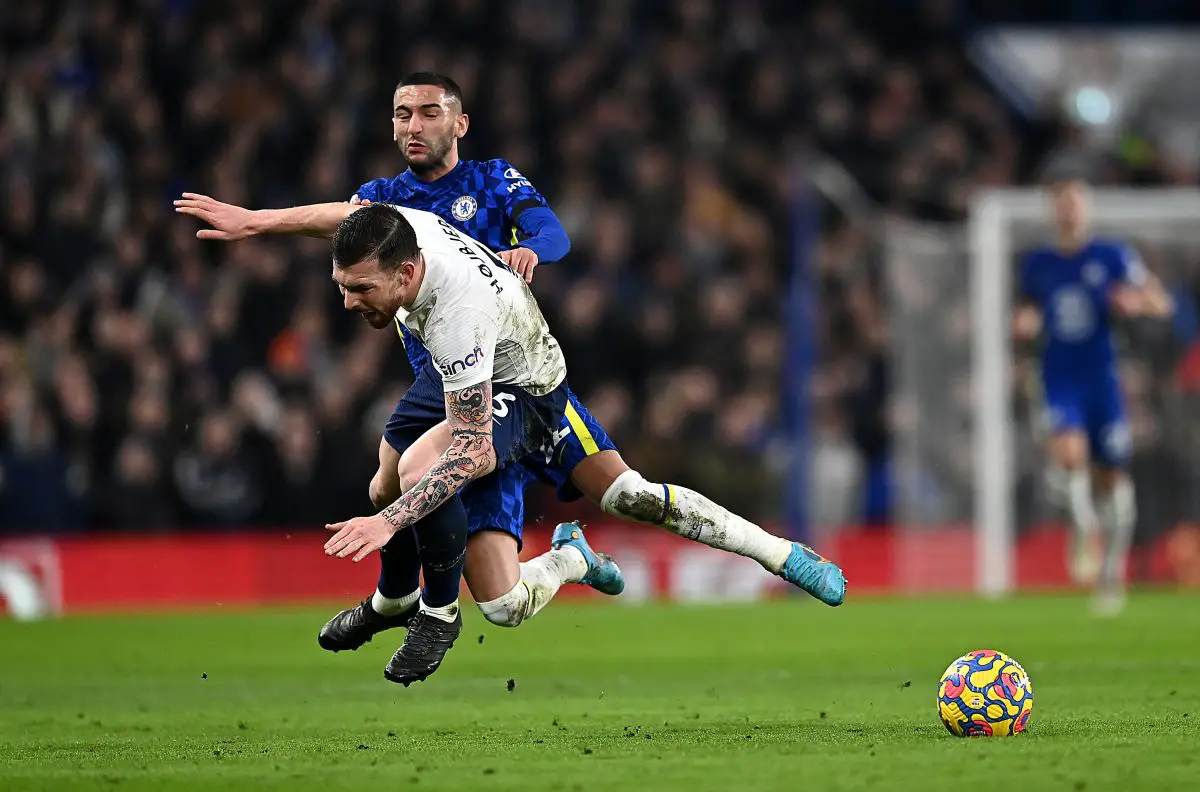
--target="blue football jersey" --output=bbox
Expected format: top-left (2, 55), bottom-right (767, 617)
top-left (352, 159), bottom-right (552, 374)
top-left (1019, 238), bottom-right (1146, 382)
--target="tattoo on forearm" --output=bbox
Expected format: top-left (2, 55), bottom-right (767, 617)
top-left (380, 381), bottom-right (496, 532)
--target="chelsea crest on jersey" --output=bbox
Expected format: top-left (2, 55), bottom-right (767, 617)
top-left (352, 158), bottom-right (549, 251)
top-left (450, 194), bottom-right (478, 222)
top-left (352, 158), bottom-right (554, 378)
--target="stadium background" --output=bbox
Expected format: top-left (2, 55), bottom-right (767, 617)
top-left (3, 0), bottom-right (1200, 613)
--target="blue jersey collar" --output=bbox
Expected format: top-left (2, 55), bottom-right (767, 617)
top-left (399, 160), bottom-right (466, 192)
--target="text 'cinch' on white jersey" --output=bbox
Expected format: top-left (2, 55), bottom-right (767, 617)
top-left (385, 204), bottom-right (567, 396)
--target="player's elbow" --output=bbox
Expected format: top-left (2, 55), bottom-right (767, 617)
top-left (549, 229), bottom-right (570, 261)
top-left (521, 208), bottom-right (571, 263)
top-left (475, 443), bottom-right (498, 479)
top-left (457, 426), bottom-right (497, 481)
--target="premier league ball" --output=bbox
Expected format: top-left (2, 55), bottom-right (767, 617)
top-left (936, 649), bottom-right (1034, 737)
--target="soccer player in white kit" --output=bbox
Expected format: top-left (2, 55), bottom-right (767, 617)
top-left (322, 202), bottom-right (622, 684)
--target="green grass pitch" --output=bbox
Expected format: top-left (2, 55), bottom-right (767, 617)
top-left (2, 593), bottom-right (1198, 791)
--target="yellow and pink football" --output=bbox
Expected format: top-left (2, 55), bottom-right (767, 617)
top-left (937, 649), bottom-right (1034, 737)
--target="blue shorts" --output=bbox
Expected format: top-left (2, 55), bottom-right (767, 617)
top-left (383, 370), bottom-right (568, 549)
top-left (1042, 372), bottom-right (1130, 467)
top-left (523, 390), bottom-right (619, 502)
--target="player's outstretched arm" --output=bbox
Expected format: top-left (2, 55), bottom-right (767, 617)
top-left (322, 382), bottom-right (497, 563)
top-left (174, 193), bottom-right (358, 240)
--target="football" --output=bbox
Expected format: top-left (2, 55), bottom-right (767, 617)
top-left (937, 649), bottom-right (1034, 737)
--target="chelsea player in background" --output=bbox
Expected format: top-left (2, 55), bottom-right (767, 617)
top-left (1014, 176), bottom-right (1172, 615)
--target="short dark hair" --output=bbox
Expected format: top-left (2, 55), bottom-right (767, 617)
top-left (395, 71), bottom-right (464, 107)
top-left (332, 204), bottom-right (420, 271)
top-left (1040, 154), bottom-right (1093, 187)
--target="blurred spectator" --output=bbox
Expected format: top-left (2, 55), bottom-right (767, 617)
top-left (172, 410), bottom-right (262, 527)
top-left (98, 436), bottom-right (179, 529)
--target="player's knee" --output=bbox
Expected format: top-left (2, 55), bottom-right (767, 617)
top-left (479, 604), bottom-right (524, 628)
top-left (1050, 434), bottom-right (1089, 470)
top-left (599, 469), bottom-right (666, 524)
top-left (369, 471), bottom-right (398, 510)
top-left (397, 458), bottom-right (424, 494)
top-left (398, 470), bottom-right (421, 494)
top-left (476, 596), bottom-right (526, 628)
top-left (1051, 448), bottom-right (1087, 472)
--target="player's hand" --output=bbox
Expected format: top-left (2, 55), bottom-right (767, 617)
top-left (174, 193), bottom-right (257, 241)
top-left (1109, 286), bottom-right (1142, 316)
top-left (349, 195), bottom-right (373, 206)
top-left (324, 515), bottom-right (395, 562)
top-left (499, 247), bottom-right (539, 283)
top-left (1012, 305), bottom-right (1042, 341)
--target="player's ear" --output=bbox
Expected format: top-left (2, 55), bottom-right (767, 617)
top-left (400, 258), bottom-right (418, 287)
top-left (455, 112), bottom-right (469, 139)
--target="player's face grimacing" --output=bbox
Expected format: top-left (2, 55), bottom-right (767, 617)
top-left (1051, 180), bottom-right (1091, 239)
top-left (392, 85), bottom-right (468, 176)
top-left (332, 257), bottom-right (415, 329)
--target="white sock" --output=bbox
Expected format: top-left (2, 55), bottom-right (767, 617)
top-left (1045, 467), bottom-right (1070, 508)
top-left (600, 470), bottom-right (792, 572)
top-left (418, 598), bottom-right (460, 623)
top-left (372, 588), bottom-right (419, 617)
top-left (1065, 469), bottom-right (1098, 538)
top-left (530, 545), bottom-right (588, 583)
top-left (476, 548), bottom-right (585, 628)
top-left (520, 547), bottom-right (586, 607)
top-left (1097, 478), bottom-right (1136, 589)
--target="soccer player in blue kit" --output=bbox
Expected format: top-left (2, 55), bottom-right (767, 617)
top-left (1013, 177), bottom-right (1172, 614)
top-left (177, 72), bottom-right (845, 672)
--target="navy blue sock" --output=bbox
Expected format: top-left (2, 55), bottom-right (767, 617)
top-left (377, 529), bottom-right (421, 599)
top-left (413, 493), bottom-right (468, 608)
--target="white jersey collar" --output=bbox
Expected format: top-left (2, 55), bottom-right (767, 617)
top-left (408, 252), bottom-right (436, 312)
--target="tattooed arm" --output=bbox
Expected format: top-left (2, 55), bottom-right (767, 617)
top-left (324, 306), bottom-right (502, 563)
top-left (379, 382), bottom-right (498, 532)
top-left (323, 381), bottom-right (498, 562)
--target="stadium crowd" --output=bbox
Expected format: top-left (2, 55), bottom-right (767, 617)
top-left (1, 0), bottom-right (1197, 538)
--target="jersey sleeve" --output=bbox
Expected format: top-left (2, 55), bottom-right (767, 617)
top-left (488, 159), bottom-right (571, 262)
top-left (490, 159), bottom-right (549, 222)
top-left (1113, 243), bottom-right (1147, 288)
top-left (427, 307), bottom-right (499, 393)
top-left (351, 178), bottom-right (387, 203)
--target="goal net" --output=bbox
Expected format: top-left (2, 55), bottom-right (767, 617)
top-left (886, 188), bottom-right (1200, 596)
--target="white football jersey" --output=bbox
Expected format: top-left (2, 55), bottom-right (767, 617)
top-left (388, 205), bottom-right (567, 396)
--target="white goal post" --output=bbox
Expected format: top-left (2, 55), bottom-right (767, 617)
top-left (968, 188), bottom-right (1200, 597)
